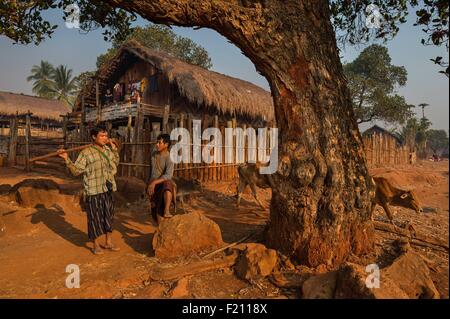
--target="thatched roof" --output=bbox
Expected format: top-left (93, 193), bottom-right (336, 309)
top-left (0, 91), bottom-right (70, 121)
top-left (363, 125), bottom-right (403, 144)
top-left (75, 40), bottom-right (274, 122)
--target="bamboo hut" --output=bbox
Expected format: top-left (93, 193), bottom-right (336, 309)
top-left (362, 125), bottom-right (415, 167)
top-left (0, 91), bottom-right (70, 167)
top-left (69, 40), bottom-right (276, 182)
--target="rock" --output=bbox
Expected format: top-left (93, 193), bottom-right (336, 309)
top-left (152, 212), bottom-right (223, 260)
top-left (139, 282), bottom-right (166, 298)
top-left (302, 271), bottom-right (338, 299)
top-left (334, 250), bottom-right (440, 299)
top-left (170, 277), bottom-right (191, 298)
top-left (235, 243), bottom-right (278, 280)
top-left (0, 184), bottom-right (11, 195)
top-left (270, 270), bottom-right (312, 288)
top-left (334, 262), bottom-right (408, 299)
top-left (6, 179), bottom-right (81, 211)
top-left (383, 251), bottom-right (440, 299)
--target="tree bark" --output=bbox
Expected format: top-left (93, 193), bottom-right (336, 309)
top-left (102, 0), bottom-right (375, 267)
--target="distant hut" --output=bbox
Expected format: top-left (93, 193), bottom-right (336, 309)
top-left (0, 91), bottom-right (70, 132)
top-left (0, 91), bottom-right (70, 166)
top-left (362, 125), bottom-right (414, 166)
top-left (69, 40), bottom-right (275, 181)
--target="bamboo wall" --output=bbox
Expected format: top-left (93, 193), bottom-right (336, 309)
top-left (363, 132), bottom-right (412, 167)
top-left (65, 111), bottom-right (274, 183)
top-left (1, 115), bottom-right (65, 169)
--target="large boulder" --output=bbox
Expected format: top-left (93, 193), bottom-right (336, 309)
top-left (334, 250), bottom-right (439, 299)
top-left (334, 262), bottom-right (409, 299)
top-left (302, 271), bottom-right (339, 299)
top-left (382, 251), bottom-right (440, 299)
top-left (152, 212), bottom-right (223, 260)
top-left (234, 243), bottom-right (278, 280)
top-left (6, 179), bottom-right (81, 211)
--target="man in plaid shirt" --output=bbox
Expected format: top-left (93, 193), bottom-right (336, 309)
top-left (58, 126), bottom-right (120, 255)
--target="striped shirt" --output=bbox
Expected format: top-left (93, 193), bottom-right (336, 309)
top-left (65, 145), bottom-right (119, 196)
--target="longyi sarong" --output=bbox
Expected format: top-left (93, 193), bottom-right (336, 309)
top-left (85, 191), bottom-right (114, 240)
top-left (150, 180), bottom-right (175, 222)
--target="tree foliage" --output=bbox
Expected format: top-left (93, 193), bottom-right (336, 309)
top-left (26, 60), bottom-right (78, 106)
top-left (1, 1), bottom-right (447, 75)
top-left (52, 65), bottom-right (78, 105)
top-left (96, 24), bottom-right (212, 69)
top-left (330, 0), bottom-right (449, 77)
top-left (26, 60), bottom-right (56, 99)
top-left (401, 115), bottom-right (434, 157)
top-left (427, 129), bottom-right (449, 154)
top-left (344, 44), bottom-right (414, 125)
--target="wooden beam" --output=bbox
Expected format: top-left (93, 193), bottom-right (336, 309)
top-left (162, 104), bottom-right (170, 133)
top-left (149, 252), bottom-right (238, 281)
top-left (95, 79), bottom-right (100, 123)
top-left (24, 112), bottom-right (32, 171)
top-left (7, 115), bottom-right (18, 167)
top-left (80, 95), bottom-right (86, 142)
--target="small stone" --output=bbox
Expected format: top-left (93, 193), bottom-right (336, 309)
top-left (235, 243), bottom-right (278, 280)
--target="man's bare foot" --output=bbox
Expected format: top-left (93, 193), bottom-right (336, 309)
top-left (101, 244), bottom-right (120, 252)
top-left (92, 247), bottom-right (104, 255)
top-left (163, 210), bottom-right (173, 218)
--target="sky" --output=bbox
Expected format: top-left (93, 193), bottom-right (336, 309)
top-left (0, 8), bottom-right (448, 131)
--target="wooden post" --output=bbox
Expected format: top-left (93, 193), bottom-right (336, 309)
top-left (172, 114), bottom-right (179, 178)
top-left (213, 115), bottom-right (219, 182)
top-left (7, 115), bottom-right (18, 167)
top-left (133, 103), bottom-right (145, 178)
top-left (106, 121), bottom-right (112, 136)
top-left (226, 120), bottom-right (233, 181)
top-left (178, 113), bottom-right (185, 179)
top-left (62, 115), bottom-right (68, 148)
top-left (95, 79), bottom-right (101, 123)
top-left (162, 105), bottom-right (170, 133)
top-left (126, 113), bottom-right (133, 177)
top-left (24, 111), bottom-right (32, 171)
top-left (143, 118), bottom-right (152, 181)
top-left (187, 113), bottom-right (193, 181)
top-left (220, 125), bottom-right (225, 181)
top-left (232, 117), bottom-right (237, 180)
top-left (201, 115), bottom-right (208, 182)
top-left (80, 96), bottom-right (86, 142)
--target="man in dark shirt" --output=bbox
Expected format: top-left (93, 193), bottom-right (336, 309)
top-left (147, 133), bottom-right (175, 224)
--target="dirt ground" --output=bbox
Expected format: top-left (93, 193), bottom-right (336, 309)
top-left (0, 160), bottom-right (448, 299)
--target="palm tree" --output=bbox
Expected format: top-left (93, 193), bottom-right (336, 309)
top-left (26, 60), bottom-right (55, 98)
top-left (52, 65), bottom-right (78, 106)
top-left (418, 103), bottom-right (429, 119)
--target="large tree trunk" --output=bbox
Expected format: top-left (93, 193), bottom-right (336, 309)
top-left (104, 0), bottom-right (375, 267)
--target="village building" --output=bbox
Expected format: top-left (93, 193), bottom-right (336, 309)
top-left (362, 124), bottom-right (416, 166)
top-left (68, 40), bottom-right (275, 181)
top-left (0, 91), bottom-right (70, 167)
